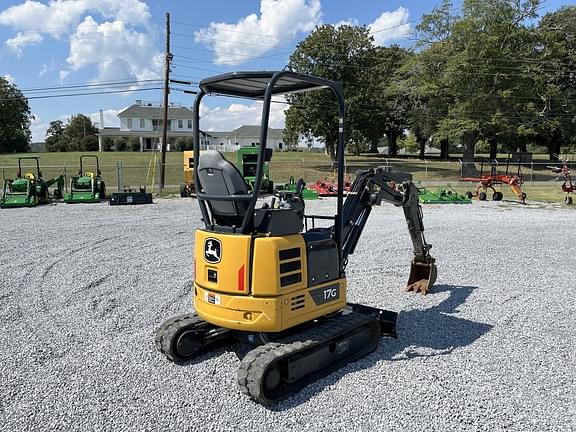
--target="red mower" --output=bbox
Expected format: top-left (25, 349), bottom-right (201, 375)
top-left (308, 176), bottom-right (352, 197)
top-left (461, 159), bottom-right (527, 204)
top-left (547, 159), bottom-right (574, 205)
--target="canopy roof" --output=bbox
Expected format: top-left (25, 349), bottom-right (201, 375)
top-left (198, 71), bottom-right (333, 98)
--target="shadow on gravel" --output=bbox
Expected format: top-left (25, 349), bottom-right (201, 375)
top-left (271, 284), bottom-right (493, 411)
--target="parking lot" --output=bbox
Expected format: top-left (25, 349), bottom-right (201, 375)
top-left (0, 198), bottom-right (574, 431)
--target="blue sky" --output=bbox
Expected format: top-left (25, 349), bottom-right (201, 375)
top-left (0, 0), bottom-right (572, 141)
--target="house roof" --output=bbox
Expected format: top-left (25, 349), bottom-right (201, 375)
top-left (228, 125), bottom-right (284, 140)
top-left (118, 104), bottom-right (194, 119)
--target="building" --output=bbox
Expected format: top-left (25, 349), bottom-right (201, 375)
top-left (96, 100), bottom-right (325, 152)
top-left (97, 100), bottom-right (195, 151)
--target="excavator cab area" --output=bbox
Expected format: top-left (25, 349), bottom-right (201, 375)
top-left (156, 71), bottom-right (438, 405)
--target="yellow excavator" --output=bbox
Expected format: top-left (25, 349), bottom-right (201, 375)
top-left (156, 71), bottom-right (437, 405)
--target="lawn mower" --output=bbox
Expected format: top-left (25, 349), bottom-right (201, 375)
top-left (276, 176), bottom-right (318, 200)
top-left (419, 185), bottom-right (472, 204)
top-left (64, 155), bottom-right (105, 203)
top-left (1, 157), bottom-right (64, 209)
top-left (461, 159), bottom-right (526, 204)
top-left (547, 159), bottom-right (574, 205)
top-left (156, 71), bottom-right (437, 405)
top-left (237, 146), bottom-right (274, 193)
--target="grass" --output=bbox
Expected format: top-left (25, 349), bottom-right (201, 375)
top-left (0, 151), bottom-right (570, 202)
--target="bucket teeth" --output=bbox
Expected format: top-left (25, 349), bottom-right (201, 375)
top-left (406, 261), bottom-right (437, 295)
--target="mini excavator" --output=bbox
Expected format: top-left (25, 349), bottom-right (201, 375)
top-left (156, 71), bottom-right (437, 405)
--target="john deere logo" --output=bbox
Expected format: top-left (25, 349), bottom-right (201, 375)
top-left (204, 238), bottom-right (222, 263)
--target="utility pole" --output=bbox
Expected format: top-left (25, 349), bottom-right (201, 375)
top-left (160, 12), bottom-right (172, 191)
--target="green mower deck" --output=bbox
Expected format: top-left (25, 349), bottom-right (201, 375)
top-left (419, 187), bottom-right (472, 204)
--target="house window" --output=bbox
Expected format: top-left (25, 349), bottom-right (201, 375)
top-left (279, 142), bottom-right (283, 150)
top-left (127, 118), bottom-right (133, 128)
top-left (152, 120), bottom-right (160, 131)
top-left (178, 119), bottom-right (183, 129)
top-left (139, 118), bottom-right (145, 128)
top-left (187, 120), bottom-right (192, 129)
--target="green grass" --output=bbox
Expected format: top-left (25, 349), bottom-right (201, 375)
top-left (0, 151), bottom-right (570, 202)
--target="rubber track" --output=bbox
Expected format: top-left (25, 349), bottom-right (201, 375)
top-left (155, 313), bottom-right (202, 363)
top-left (237, 312), bottom-right (381, 405)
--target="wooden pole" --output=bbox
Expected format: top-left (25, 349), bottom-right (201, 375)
top-left (159, 12), bottom-right (171, 191)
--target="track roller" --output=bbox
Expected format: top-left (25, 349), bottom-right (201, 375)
top-left (237, 311), bottom-right (382, 405)
top-left (155, 313), bottom-right (232, 363)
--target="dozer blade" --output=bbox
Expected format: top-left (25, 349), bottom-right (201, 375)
top-left (406, 260), bottom-right (437, 295)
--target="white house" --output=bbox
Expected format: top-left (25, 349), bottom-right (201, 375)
top-left (98, 100), bottom-right (195, 151)
top-left (96, 100), bottom-right (326, 152)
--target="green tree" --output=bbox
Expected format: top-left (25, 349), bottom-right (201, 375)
top-left (65, 114), bottom-right (98, 151)
top-left (0, 77), bottom-right (32, 153)
top-left (412, 0), bottom-right (541, 173)
top-left (285, 25), bottom-right (381, 162)
top-left (45, 120), bottom-right (68, 152)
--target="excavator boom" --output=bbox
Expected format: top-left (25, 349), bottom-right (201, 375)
top-left (340, 167), bottom-right (437, 294)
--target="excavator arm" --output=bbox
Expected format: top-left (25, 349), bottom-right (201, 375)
top-left (339, 167), bottom-right (437, 294)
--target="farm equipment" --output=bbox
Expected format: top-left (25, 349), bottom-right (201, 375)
top-left (156, 71), bottom-right (438, 405)
top-left (1, 157), bottom-right (64, 209)
top-left (276, 176), bottom-right (319, 200)
top-left (419, 186), bottom-right (471, 204)
top-left (548, 159), bottom-right (574, 205)
top-left (180, 150), bottom-right (195, 197)
top-left (461, 159), bottom-right (526, 204)
top-left (64, 155), bottom-right (105, 203)
top-left (308, 176), bottom-right (352, 197)
top-left (237, 146), bottom-right (274, 193)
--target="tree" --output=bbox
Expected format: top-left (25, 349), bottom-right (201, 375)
top-left (530, 6), bottom-right (576, 160)
top-left (0, 77), bottom-right (32, 153)
top-left (412, 0), bottom-right (542, 173)
top-left (285, 25), bottom-right (382, 162)
top-left (45, 114), bottom-right (98, 152)
top-left (45, 120), bottom-right (67, 152)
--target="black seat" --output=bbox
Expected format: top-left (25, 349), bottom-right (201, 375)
top-left (197, 150), bottom-right (250, 227)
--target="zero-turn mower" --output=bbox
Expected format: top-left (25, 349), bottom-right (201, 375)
top-left (64, 155), bottom-right (106, 203)
top-left (1, 157), bottom-right (64, 209)
top-left (156, 71), bottom-right (438, 405)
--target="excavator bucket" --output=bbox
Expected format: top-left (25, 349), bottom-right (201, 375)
top-left (406, 260), bottom-right (437, 295)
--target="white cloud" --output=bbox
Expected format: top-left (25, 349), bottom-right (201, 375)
top-left (38, 58), bottom-right (57, 77)
top-left (88, 108), bottom-right (121, 129)
top-left (334, 18), bottom-right (359, 28)
top-left (200, 98), bottom-right (287, 131)
top-left (195, 0), bottom-right (321, 65)
top-left (5, 30), bottom-right (43, 56)
top-left (2, 73), bottom-right (16, 84)
top-left (63, 16), bottom-right (162, 82)
top-left (0, 0), bottom-right (150, 37)
top-left (368, 7), bottom-right (411, 46)
top-left (0, 0), bottom-right (159, 81)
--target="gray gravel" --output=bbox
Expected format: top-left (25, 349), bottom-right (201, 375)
top-left (0, 198), bottom-right (575, 432)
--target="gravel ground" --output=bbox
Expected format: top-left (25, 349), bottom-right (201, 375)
top-left (0, 198), bottom-right (575, 432)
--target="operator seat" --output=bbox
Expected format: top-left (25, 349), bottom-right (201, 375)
top-left (197, 150), bottom-right (250, 227)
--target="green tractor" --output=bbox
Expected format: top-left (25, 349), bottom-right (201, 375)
top-left (1, 157), bottom-right (64, 209)
top-left (237, 146), bottom-right (274, 193)
top-left (64, 155), bottom-right (106, 203)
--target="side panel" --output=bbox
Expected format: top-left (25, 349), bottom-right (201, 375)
top-left (281, 279), bottom-right (347, 329)
top-left (183, 150), bottom-right (194, 184)
top-left (251, 235), bottom-right (307, 296)
top-left (194, 229), bottom-right (251, 295)
top-left (194, 278), bottom-right (346, 332)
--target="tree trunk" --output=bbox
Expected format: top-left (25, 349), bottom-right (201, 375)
top-left (548, 130), bottom-right (561, 161)
top-left (369, 140), bottom-right (378, 153)
top-left (440, 138), bottom-right (449, 160)
top-left (417, 136), bottom-right (426, 160)
top-left (489, 138), bottom-right (498, 160)
top-left (386, 132), bottom-right (398, 157)
top-left (518, 142), bottom-right (527, 153)
top-left (461, 132), bottom-right (477, 177)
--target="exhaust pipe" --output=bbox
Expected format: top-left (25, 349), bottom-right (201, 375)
top-left (406, 259), bottom-right (437, 295)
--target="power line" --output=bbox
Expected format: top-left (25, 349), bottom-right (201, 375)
top-left (1, 87), bottom-right (162, 102)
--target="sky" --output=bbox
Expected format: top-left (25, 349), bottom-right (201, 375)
top-left (0, 0), bottom-right (573, 142)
